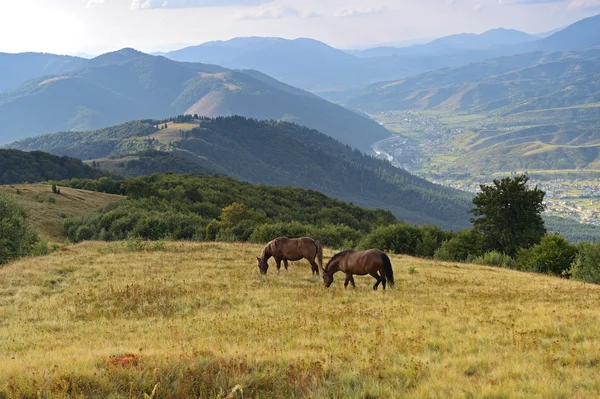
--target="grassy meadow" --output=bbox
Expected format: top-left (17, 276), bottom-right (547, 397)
top-left (0, 185), bottom-right (123, 242)
top-left (2, 241), bottom-right (600, 398)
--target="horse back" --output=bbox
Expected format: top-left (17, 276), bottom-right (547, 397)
top-left (270, 237), bottom-right (317, 260)
top-left (343, 249), bottom-right (385, 274)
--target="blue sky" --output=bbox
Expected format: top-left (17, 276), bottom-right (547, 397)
top-left (1, 0), bottom-right (599, 54)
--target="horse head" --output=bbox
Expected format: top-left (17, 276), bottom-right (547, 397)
top-left (256, 256), bottom-right (269, 275)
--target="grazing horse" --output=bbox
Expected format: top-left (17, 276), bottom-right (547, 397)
top-left (323, 249), bottom-right (394, 290)
top-left (256, 237), bottom-right (323, 276)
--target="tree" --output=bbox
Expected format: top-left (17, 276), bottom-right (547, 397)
top-left (470, 175), bottom-right (546, 257)
top-left (0, 195), bottom-right (39, 264)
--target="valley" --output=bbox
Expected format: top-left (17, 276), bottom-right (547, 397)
top-left (371, 111), bottom-right (600, 226)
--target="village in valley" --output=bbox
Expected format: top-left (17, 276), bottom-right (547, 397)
top-left (371, 111), bottom-right (600, 226)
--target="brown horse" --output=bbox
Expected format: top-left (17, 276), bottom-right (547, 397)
top-left (323, 249), bottom-right (394, 290)
top-left (257, 237), bottom-right (323, 276)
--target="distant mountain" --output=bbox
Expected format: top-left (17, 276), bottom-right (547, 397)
top-left (0, 49), bottom-right (390, 151)
top-left (0, 149), bottom-right (104, 184)
top-left (534, 14), bottom-right (600, 51)
top-left (348, 45), bottom-right (600, 173)
top-left (348, 48), bottom-right (600, 113)
top-left (165, 37), bottom-right (380, 91)
top-left (355, 29), bottom-right (536, 58)
top-left (7, 116), bottom-right (473, 229)
top-left (0, 52), bottom-right (86, 92)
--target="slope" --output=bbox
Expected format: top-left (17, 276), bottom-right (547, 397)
top-left (0, 149), bottom-right (105, 184)
top-left (0, 52), bottom-right (86, 92)
top-left (0, 50), bottom-right (390, 151)
top-left (8, 116), bottom-right (473, 230)
top-left (0, 184), bottom-right (123, 241)
top-left (2, 241), bottom-right (600, 397)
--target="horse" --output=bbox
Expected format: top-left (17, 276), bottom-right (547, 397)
top-left (323, 249), bottom-right (394, 290)
top-left (256, 237), bottom-right (323, 276)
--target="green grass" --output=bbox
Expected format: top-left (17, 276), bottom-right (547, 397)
top-left (2, 241), bottom-right (600, 397)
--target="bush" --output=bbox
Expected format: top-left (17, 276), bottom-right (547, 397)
top-left (250, 222), bottom-right (311, 243)
top-left (516, 234), bottom-right (578, 276)
top-left (434, 229), bottom-right (485, 262)
top-left (310, 224), bottom-right (363, 249)
top-left (358, 223), bottom-right (422, 255)
top-left (473, 251), bottom-right (516, 268)
top-left (570, 241), bottom-right (600, 284)
top-left (0, 195), bottom-right (40, 264)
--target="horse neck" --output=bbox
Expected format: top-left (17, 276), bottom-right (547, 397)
top-left (261, 245), bottom-right (272, 261)
top-left (326, 260), bottom-right (341, 274)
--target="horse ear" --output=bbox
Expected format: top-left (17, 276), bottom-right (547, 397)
top-left (256, 257), bottom-right (261, 261)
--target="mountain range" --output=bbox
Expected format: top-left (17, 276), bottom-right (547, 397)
top-left (0, 49), bottom-right (390, 151)
top-left (6, 116), bottom-right (473, 230)
top-left (159, 14), bottom-right (600, 92)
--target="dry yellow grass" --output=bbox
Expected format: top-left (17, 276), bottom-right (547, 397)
top-left (0, 184), bottom-right (124, 242)
top-left (1, 241), bottom-right (600, 398)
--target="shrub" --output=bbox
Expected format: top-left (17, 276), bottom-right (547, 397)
top-left (250, 222), bottom-right (311, 243)
top-left (473, 251), bottom-right (516, 268)
top-left (310, 224), bottom-right (363, 249)
top-left (75, 225), bottom-right (95, 242)
top-left (570, 241), bottom-right (600, 284)
top-left (434, 229), bottom-right (485, 262)
top-left (516, 234), bottom-right (578, 276)
top-left (0, 195), bottom-right (40, 264)
top-left (358, 223), bottom-right (422, 255)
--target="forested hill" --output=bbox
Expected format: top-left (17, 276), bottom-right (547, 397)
top-left (8, 116), bottom-right (473, 230)
top-left (0, 149), bottom-right (104, 184)
top-left (0, 49), bottom-right (389, 151)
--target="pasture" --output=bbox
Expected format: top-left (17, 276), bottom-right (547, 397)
top-left (1, 241), bottom-right (600, 398)
top-left (0, 184), bottom-right (123, 242)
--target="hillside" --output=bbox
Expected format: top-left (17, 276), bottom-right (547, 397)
top-left (0, 149), bottom-right (104, 184)
top-left (0, 184), bottom-right (123, 241)
top-left (534, 13), bottom-right (600, 52)
top-left (349, 48), bottom-right (600, 113)
top-left (8, 116), bottom-right (473, 229)
top-left (2, 241), bottom-right (600, 397)
top-left (0, 52), bottom-right (85, 92)
top-left (0, 49), bottom-right (390, 152)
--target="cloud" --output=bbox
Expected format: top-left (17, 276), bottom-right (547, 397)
top-left (236, 5), bottom-right (319, 20)
top-left (334, 6), bottom-right (387, 18)
top-left (499, 0), bottom-right (600, 7)
top-left (86, 0), bottom-right (106, 8)
top-left (498, 0), bottom-right (563, 4)
top-left (567, 0), bottom-right (600, 8)
top-left (131, 0), bottom-right (271, 9)
top-left (473, 3), bottom-right (484, 10)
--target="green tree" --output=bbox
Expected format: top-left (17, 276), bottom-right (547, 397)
top-left (570, 241), bottom-right (600, 284)
top-left (470, 175), bottom-right (546, 257)
top-left (0, 195), bottom-right (39, 264)
top-left (516, 234), bottom-right (578, 276)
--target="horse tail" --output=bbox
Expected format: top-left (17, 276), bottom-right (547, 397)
top-left (314, 239), bottom-right (324, 275)
top-left (380, 253), bottom-right (394, 288)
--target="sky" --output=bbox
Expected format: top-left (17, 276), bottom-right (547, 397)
top-left (1, 0), bottom-right (599, 55)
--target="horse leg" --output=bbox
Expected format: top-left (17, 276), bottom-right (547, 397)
top-left (283, 259), bottom-right (290, 274)
top-left (349, 275), bottom-right (356, 288)
top-left (344, 273), bottom-right (352, 288)
top-left (381, 274), bottom-right (387, 290)
top-left (308, 259), bottom-right (320, 277)
top-left (275, 258), bottom-right (282, 274)
top-left (369, 271), bottom-right (382, 290)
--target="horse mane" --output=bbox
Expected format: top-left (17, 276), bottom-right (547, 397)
top-left (324, 249), bottom-right (354, 271)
